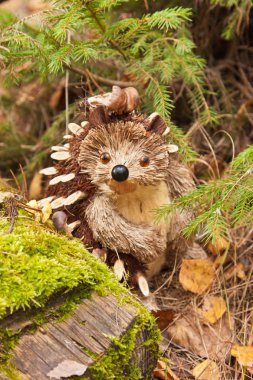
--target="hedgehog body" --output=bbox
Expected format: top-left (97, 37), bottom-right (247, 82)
top-left (40, 87), bottom-right (195, 295)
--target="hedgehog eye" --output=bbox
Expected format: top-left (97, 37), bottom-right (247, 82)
top-left (140, 156), bottom-right (150, 167)
top-left (100, 152), bottom-right (111, 164)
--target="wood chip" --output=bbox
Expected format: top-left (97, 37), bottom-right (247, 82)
top-left (113, 259), bottom-right (125, 281)
top-left (49, 173), bottom-right (75, 186)
top-left (49, 175), bottom-right (65, 185)
top-left (67, 220), bottom-right (81, 233)
top-left (162, 126), bottom-right (170, 136)
top-left (51, 145), bottom-right (68, 152)
top-left (51, 197), bottom-right (66, 209)
top-left (167, 144), bottom-right (179, 153)
top-left (81, 121), bottom-right (89, 127)
top-left (63, 191), bottom-right (87, 206)
top-left (39, 167), bottom-right (58, 176)
top-left (68, 123), bottom-right (83, 135)
top-left (61, 173), bottom-right (75, 182)
top-left (137, 274), bottom-right (150, 297)
top-left (147, 112), bottom-right (159, 122)
top-left (51, 151), bottom-right (71, 161)
top-left (63, 134), bottom-right (73, 140)
top-left (37, 196), bottom-right (55, 208)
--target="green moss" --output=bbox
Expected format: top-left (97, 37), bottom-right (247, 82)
top-left (87, 311), bottom-right (160, 380)
top-left (0, 363), bottom-right (25, 380)
top-left (0, 208), bottom-right (125, 320)
top-left (0, 329), bottom-right (20, 362)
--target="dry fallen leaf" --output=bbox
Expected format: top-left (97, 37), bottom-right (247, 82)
top-left (207, 237), bottom-right (230, 255)
top-left (27, 199), bottom-right (52, 224)
top-left (47, 360), bottom-right (88, 379)
top-left (41, 201), bottom-right (52, 223)
top-left (179, 259), bottom-right (215, 294)
top-left (167, 310), bottom-right (233, 361)
top-left (153, 360), bottom-right (179, 380)
top-left (197, 296), bottom-right (227, 325)
top-left (192, 359), bottom-right (220, 380)
top-left (153, 309), bottom-right (175, 331)
top-left (27, 200), bottom-right (41, 222)
top-left (224, 262), bottom-right (246, 281)
top-left (231, 345), bottom-right (253, 368)
top-left (29, 171), bottom-right (42, 200)
top-left (214, 252), bottom-right (227, 266)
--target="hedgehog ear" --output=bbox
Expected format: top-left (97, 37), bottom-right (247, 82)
top-left (145, 112), bottom-right (169, 136)
top-left (88, 105), bottom-right (109, 127)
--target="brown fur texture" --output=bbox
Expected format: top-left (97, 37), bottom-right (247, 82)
top-left (43, 90), bottom-right (195, 286)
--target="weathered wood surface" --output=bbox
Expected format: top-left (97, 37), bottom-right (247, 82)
top-left (8, 294), bottom-right (155, 379)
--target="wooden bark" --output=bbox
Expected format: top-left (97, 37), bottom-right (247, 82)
top-left (2, 294), bottom-right (157, 379)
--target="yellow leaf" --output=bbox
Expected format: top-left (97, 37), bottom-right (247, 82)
top-left (27, 200), bottom-right (39, 209)
top-left (29, 172), bottom-right (43, 200)
top-left (207, 237), bottom-right (230, 255)
top-left (198, 296), bottom-right (227, 324)
top-left (27, 200), bottom-right (41, 222)
top-left (231, 345), bottom-right (253, 367)
top-left (224, 262), bottom-right (246, 281)
top-left (179, 259), bottom-right (215, 294)
top-left (192, 359), bottom-right (220, 380)
top-left (41, 201), bottom-right (52, 223)
top-left (214, 252), bottom-right (227, 266)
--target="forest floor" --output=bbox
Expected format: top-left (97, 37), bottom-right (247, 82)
top-left (149, 235), bottom-right (253, 380)
top-left (1, 0), bottom-right (253, 379)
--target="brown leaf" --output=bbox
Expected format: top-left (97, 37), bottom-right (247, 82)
top-left (167, 310), bottom-right (233, 361)
top-left (153, 310), bottom-right (176, 331)
top-left (47, 360), bottom-right (87, 379)
top-left (179, 259), bottom-right (215, 294)
top-left (197, 296), bottom-right (227, 324)
top-left (153, 360), bottom-right (179, 380)
top-left (192, 359), bottom-right (220, 380)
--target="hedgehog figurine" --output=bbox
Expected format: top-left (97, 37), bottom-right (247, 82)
top-left (39, 86), bottom-right (195, 296)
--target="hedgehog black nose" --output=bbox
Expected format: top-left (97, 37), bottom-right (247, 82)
top-left (111, 165), bottom-right (129, 182)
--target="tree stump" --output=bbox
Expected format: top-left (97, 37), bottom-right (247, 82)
top-left (0, 181), bottom-right (159, 379)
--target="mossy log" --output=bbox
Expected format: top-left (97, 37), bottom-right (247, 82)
top-left (0, 181), bottom-right (160, 380)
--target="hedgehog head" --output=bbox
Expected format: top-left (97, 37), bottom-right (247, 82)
top-left (78, 107), bottom-right (172, 195)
